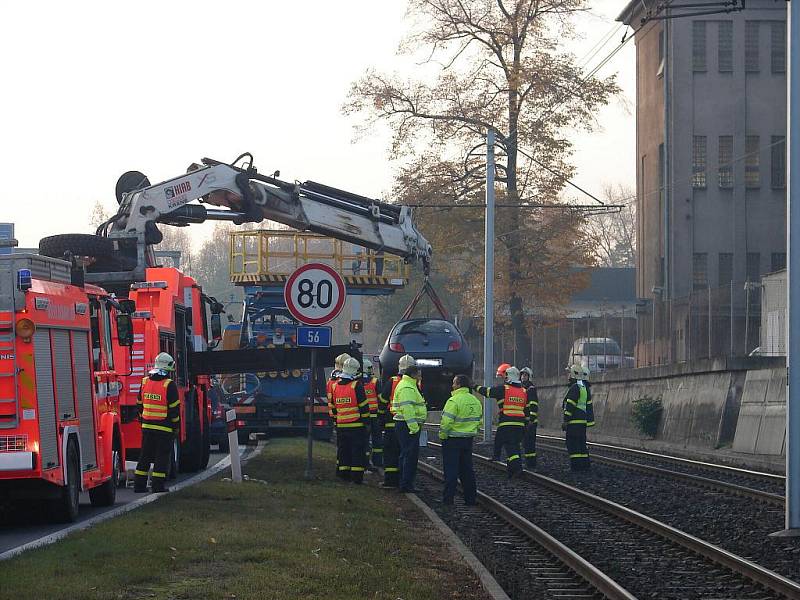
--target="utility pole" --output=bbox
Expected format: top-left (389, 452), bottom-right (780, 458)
top-left (483, 128), bottom-right (496, 443)
top-left (774, 1), bottom-right (800, 537)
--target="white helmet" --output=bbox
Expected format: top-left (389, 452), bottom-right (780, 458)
top-left (520, 367), bottom-right (533, 378)
top-left (505, 366), bottom-right (521, 384)
top-left (363, 357), bottom-right (374, 376)
top-left (341, 357), bottom-right (360, 378)
top-left (153, 352), bottom-right (175, 372)
top-left (335, 353), bottom-right (350, 371)
top-left (581, 365), bottom-right (591, 381)
top-left (398, 354), bottom-right (416, 372)
top-left (567, 363), bottom-right (583, 380)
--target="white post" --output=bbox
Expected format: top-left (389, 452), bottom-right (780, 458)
top-left (226, 408), bottom-right (243, 483)
top-left (483, 128), bottom-right (496, 443)
top-left (777, 0), bottom-right (800, 535)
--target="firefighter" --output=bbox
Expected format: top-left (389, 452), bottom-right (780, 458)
top-left (491, 363), bottom-right (512, 461)
top-left (476, 366), bottom-right (527, 478)
top-left (379, 354), bottom-right (415, 488)
top-left (439, 374), bottom-right (482, 506)
top-left (331, 357), bottom-right (370, 483)
top-left (520, 367), bottom-right (539, 468)
top-left (393, 363), bottom-right (427, 493)
top-left (362, 358), bottom-right (383, 468)
top-left (134, 352), bottom-right (180, 493)
top-left (327, 353), bottom-right (350, 476)
top-left (562, 363), bottom-right (594, 471)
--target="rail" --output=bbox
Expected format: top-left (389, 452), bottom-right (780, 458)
top-left (426, 441), bottom-right (800, 599)
top-left (229, 229), bottom-right (410, 287)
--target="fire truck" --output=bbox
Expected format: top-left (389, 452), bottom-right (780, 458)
top-left (114, 267), bottom-right (223, 476)
top-left (0, 253), bottom-right (133, 522)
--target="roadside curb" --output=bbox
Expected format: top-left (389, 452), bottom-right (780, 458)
top-left (0, 442), bottom-right (266, 562)
top-left (405, 492), bottom-right (511, 600)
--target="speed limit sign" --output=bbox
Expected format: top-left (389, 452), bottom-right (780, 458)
top-left (284, 263), bottom-right (347, 325)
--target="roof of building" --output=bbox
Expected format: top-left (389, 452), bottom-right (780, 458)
top-left (617, 0), bottom-right (655, 25)
top-left (570, 267), bottom-right (636, 303)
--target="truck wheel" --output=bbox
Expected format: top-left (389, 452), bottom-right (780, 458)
top-left (39, 234), bottom-right (114, 262)
top-left (89, 447), bottom-right (119, 507)
top-left (50, 439), bottom-right (80, 523)
top-left (180, 394), bottom-right (203, 472)
top-left (200, 403), bottom-right (211, 469)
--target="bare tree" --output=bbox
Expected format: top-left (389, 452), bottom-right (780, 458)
top-left (88, 200), bottom-right (113, 231)
top-left (586, 183), bottom-right (636, 268)
top-left (344, 0), bottom-right (618, 365)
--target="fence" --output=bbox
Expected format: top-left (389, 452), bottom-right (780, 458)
top-left (464, 279), bottom-right (772, 380)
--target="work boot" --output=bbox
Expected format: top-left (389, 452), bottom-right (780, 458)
top-left (151, 485), bottom-right (169, 493)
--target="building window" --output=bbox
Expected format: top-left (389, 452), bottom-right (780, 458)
top-left (693, 253), bottom-right (708, 290)
top-left (772, 135), bottom-right (786, 189)
top-left (745, 21), bottom-right (760, 72)
top-left (718, 21), bottom-right (733, 72)
top-left (693, 21), bottom-right (707, 72)
top-left (692, 136), bottom-right (707, 188)
top-left (718, 135), bottom-right (733, 188)
top-left (718, 253), bottom-right (734, 286)
top-left (745, 135), bottom-right (760, 188)
top-left (772, 252), bottom-right (787, 271)
top-left (772, 22), bottom-right (786, 73)
top-left (747, 252), bottom-right (761, 281)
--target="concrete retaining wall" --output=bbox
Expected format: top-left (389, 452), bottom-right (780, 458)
top-left (533, 357), bottom-right (785, 453)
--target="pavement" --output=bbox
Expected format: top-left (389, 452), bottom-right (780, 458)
top-left (0, 447), bottom-right (239, 555)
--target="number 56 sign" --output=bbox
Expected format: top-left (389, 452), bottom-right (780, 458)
top-left (284, 263), bottom-right (347, 325)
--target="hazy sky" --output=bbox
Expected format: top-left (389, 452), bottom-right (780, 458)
top-left (0, 1), bottom-right (634, 249)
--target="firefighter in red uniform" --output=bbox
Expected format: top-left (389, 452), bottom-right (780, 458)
top-left (331, 357), bottom-right (370, 483)
top-left (476, 366), bottom-right (528, 478)
top-left (491, 363), bottom-right (512, 461)
top-left (378, 354), bottom-right (416, 488)
top-left (362, 358), bottom-right (383, 468)
top-left (134, 352), bottom-right (180, 493)
top-left (327, 353), bottom-right (349, 476)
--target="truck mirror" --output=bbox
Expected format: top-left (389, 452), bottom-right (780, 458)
top-left (210, 314), bottom-right (222, 341)
top-left (116, 314), bottom-right (134, 346)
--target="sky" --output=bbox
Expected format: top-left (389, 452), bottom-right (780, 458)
top-left (0, 0), bottom-right (634, 250)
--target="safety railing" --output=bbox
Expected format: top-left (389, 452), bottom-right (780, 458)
top-left (229, 230), bottom-right (409, 286)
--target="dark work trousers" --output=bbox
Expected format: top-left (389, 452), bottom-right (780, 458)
top-left (336, 426), bottom-right (368, 483)
top-left (442, 437), bottom-right (477, 505)
top-left (134, 430), bottom-right (173, 492)
top-left (523, 423), bottom-right (537, 468)
top-left (495, 424), bottom-right (524, 478)
top-left (382, 426), bottom-right (400, 486)
top-left (369, 418), bottom-right (383, 467)
top-left (395, 420), bottom-right (420, 491)
top-left (493, 430), bottom-right (503, 460)
top-left (565, 424), bottom-right (590, 471)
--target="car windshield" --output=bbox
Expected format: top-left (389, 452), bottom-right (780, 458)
top-left (395, 320), bottom-right (453, 335)
top-left (582, 341), bottom-right (621, 355)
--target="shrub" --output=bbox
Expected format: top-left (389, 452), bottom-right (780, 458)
top-left (631, 394), bottom-right (663, 438)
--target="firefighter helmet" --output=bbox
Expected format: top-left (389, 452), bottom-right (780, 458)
top-left (154, 352), bottom-right (176, 372)
top-left (581, 365), bottom-right (591, 381)
top-left (398, 354), bottom-right (416, 372)
top-left (496, 363), bottom-right (511, 378)
top-left (568, 363), bottom-right (584, 380)
top-left (363, 357), bottom-right (374, 375)
top-left (505, 366), bottom-right (521, 384)
top-left (335, 353), bottom-right (350, 371)
top-left (520, 367), bottom-right (533, 378)
top-left (341, 357), bottom-right (360, 378)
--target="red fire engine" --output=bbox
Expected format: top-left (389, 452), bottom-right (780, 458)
top-left (115, 267), bottom-right (222, 477)
top-left (0, 254), bottom-right (132, 522)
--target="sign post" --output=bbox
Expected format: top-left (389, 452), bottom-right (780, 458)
top-left (285, 263), bottom-right (346, 480)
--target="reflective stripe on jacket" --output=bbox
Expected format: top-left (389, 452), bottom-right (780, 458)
top-left (363, 377), bottom-right (379, 417)
top-left (138, 377), bottom-right (179, 434)
top-left (378, 375), bottom-right (402, 429)
top-left (332, 379), bottom-right (369, 428)
top-left (392, 375), bottom-right (427, 434)
top-left (563, 381), bottom-right (593, 426)
top-left (475, 383), bottom-right (527, 427)
top-left (439, 387), bottom-right (482, 439)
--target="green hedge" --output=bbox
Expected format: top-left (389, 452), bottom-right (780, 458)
top-left (631, 394), bottom-right (663, 438)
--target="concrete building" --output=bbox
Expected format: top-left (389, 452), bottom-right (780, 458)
top-left (617, 0), bottom-right (787, 363)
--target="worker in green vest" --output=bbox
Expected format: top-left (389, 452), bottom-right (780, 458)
top-left (439, 374), bottom-right (482, 505)
top-left (562, 363), bottom-right (594, 471)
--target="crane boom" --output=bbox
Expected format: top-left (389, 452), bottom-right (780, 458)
top-left (104, 156), bottom-right (431, 272)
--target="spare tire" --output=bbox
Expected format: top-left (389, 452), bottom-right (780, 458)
top-left (39, 233), bottom-right (114, 261)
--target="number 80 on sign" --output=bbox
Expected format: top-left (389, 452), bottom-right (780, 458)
top-left (284, 263), bottom-right (347, 325)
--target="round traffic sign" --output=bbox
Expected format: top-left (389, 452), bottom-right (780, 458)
top-left (284, 263), bottom-right (346, 325)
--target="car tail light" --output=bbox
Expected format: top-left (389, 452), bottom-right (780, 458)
top-left (236, 420), bottom-right (245, 428)
top-left (313, 419), bottom-right (327, 427)
top-left (389, 342), bottom-right (405, 352)
top-left (447, 340), bottom-right (461, 352)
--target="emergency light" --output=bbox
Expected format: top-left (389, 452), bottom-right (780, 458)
top-left (16, 268), bottom-right (31, 291)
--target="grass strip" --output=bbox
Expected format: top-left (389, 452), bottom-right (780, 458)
top-left (0, 438), bottom-right (488, 600)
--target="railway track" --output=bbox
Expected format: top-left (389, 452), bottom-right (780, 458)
top-left (420, 442), bottom-right (800, 599)
top-left (415, 461), bottom-right (638, 600)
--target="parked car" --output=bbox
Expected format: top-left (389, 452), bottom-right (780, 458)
top-left (568, 337), bottom-right (623, 372)
top-left (378, 318), bottom-right (473, 410)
